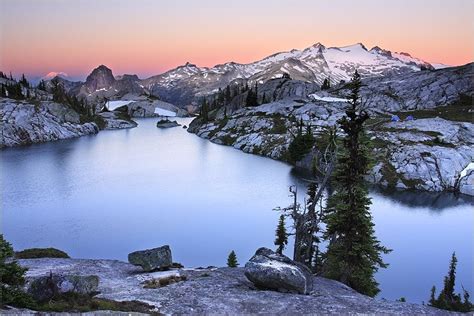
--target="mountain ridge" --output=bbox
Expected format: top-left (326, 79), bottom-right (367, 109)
top-left (42, 42), bottom-right (465, 106)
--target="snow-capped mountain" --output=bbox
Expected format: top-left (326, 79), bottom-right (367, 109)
top-left (141, 42), bottom-right (436, 106)
top-left (52, 42), bottom-right (444, 106)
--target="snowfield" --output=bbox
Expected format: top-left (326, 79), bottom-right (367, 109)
top-left (107, 100), bottom-right (135, 110)
top-left (154, 107), bottom-right (176, 117)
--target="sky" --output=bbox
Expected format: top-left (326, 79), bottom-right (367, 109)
top-left (0, 0), bottom-right (473, 80)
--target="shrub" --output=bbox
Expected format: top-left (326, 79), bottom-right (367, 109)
top-left (15, 247), bottom-right (70, 259)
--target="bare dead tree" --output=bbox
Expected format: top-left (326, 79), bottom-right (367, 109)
top-left (274, 126), bottom-right (338, 272)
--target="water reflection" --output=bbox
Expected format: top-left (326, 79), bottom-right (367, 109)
top-left (1, 117), bottom-right (472, 304)
top-left (370, 186), bottom-right (473, 210)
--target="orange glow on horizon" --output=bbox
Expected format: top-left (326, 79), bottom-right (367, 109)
top-left (1, 0), bottom-right (472, 80)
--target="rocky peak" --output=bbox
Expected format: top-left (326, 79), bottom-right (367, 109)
top-left (304, 42), bottom-right (326, 54)
top-left (312, 42), bottom-right (326, 49)
top-left (370, 46), bottom-right (393, 57)
top-left (85, 65), bottom-right (116, 91)
top-left (356, 42), bottom-right (368, 50)
top-left (182, 62), bottom-right (198, 68)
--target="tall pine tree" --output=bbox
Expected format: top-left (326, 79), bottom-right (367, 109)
top-left (429, 252), bottom-right (473, 312)
top-left (323, 70), bottom-right (390, 297)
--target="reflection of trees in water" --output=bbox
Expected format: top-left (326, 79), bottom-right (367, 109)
top-left (369, 186), bottom-right (473, 211)
top-left (290, 167), bottom-right (473, 211)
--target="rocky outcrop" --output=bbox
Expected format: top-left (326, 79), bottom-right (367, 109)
top-left (18, 258), bottom-right (455, 315)
top-left (336, 63), bottom-right (474, 112)
top-left (128, 245), bottom-right (172, 271)
top-left (369, 118), bottom-right (473, 193)
top-left (244, 247), bottom-right (313, 294)
top-left (27, 273), bottom-right (99, 301)
top-left (156, 119), bottom-right (180, 128)
top-left (1, 98), bottom-right (99, 148)
top-left (188, 100), bottom-right (474, 196)
top-left (97, 111), bottom-right (138, 130)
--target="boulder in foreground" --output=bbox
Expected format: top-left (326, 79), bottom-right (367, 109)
top-left (244, 247), bottom-right (313, 294)
top-left (128, 245), bottom-right (172, 271)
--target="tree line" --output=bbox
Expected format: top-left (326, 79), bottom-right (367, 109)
top-left (0, 73), bottom-right (97, 118)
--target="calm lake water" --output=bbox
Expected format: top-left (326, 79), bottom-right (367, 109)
top-left (1, 117), bottom-right (472, 303)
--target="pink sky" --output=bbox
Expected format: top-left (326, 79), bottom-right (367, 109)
top-left (1, 0), bottom-right (472, 80)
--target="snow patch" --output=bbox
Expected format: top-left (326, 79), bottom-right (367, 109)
top-left (460, 162), bottom-right (474, 179)
top-left (107, 100), bottom-right (135, 110)
top-left (309, 94), bottom-right (348, 102)
top-left (154, 107), bottom-right (176, 117)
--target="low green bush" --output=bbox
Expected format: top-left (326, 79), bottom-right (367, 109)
top-left (15, 247), bottom-right (70, 259)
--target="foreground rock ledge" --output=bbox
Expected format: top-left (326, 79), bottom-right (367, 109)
top-left (15, 258), bottom-right (457, 315)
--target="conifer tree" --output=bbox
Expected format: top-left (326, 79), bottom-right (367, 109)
top-left (227, 250), bottom-right (239, 267)
top-left (288, 119), bottom-right (315, 162)
top-left (0, 235), bottom-right (36, 308)
top-left (321, 78), bottom-right (331, 90)
top-left (274, 215), bottom-right (288, 254)
top-left (245, 83), bottom-right (259, 107)
top-left (37, 80), bottom-right (46, 91)
top-left (225, 85), bottom-right (231, 102)
top-left (323, 70), bottom-right (390, 297)
top-left (0, 84), bottom-right (6, 97)
top-left (199, 98), bottom-right (209, 122)
top-left (254, 82), bottom-right (258, 105)
top-left (19, 74), bottom-right (29, 88)
top-left (429, 252), bottom-right (473, 312)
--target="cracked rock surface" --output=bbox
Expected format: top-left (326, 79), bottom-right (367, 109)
top-left (18, 258), bottom-right (458, 315)
top-left (1, 98), bottom-right (99, 148)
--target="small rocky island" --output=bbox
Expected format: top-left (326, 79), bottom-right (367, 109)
top-left (156, 118), bottom-right (181, 128)
top-left (9, 246), bottom-right (456, 315)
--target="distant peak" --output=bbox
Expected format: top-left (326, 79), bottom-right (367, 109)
top-left (339, 43), bottom-right (368, 51)
top-left (399, 52), bottom-right (412, 57)
top-left (183, 62), bottom-right (197, 68)
top-left (95, 64), bottom-right (112, 71)
top-left (42, 71), bottom-right (68, 80)
top-left (307, 42), bottom-right (325, 51)
top-left (356, 43), bottom-right (368, 50)
top-left (85, 64), bottom-right (115, 87)
top-left (370, 46), bottom-right (392, 57)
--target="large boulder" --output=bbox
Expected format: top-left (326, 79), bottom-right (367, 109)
top-left (27, 273), bottom-right (99, 301)
top-left (244, 247), bottom-right (313, 294)
top-left (128, 245), bottom-right (172, 271)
